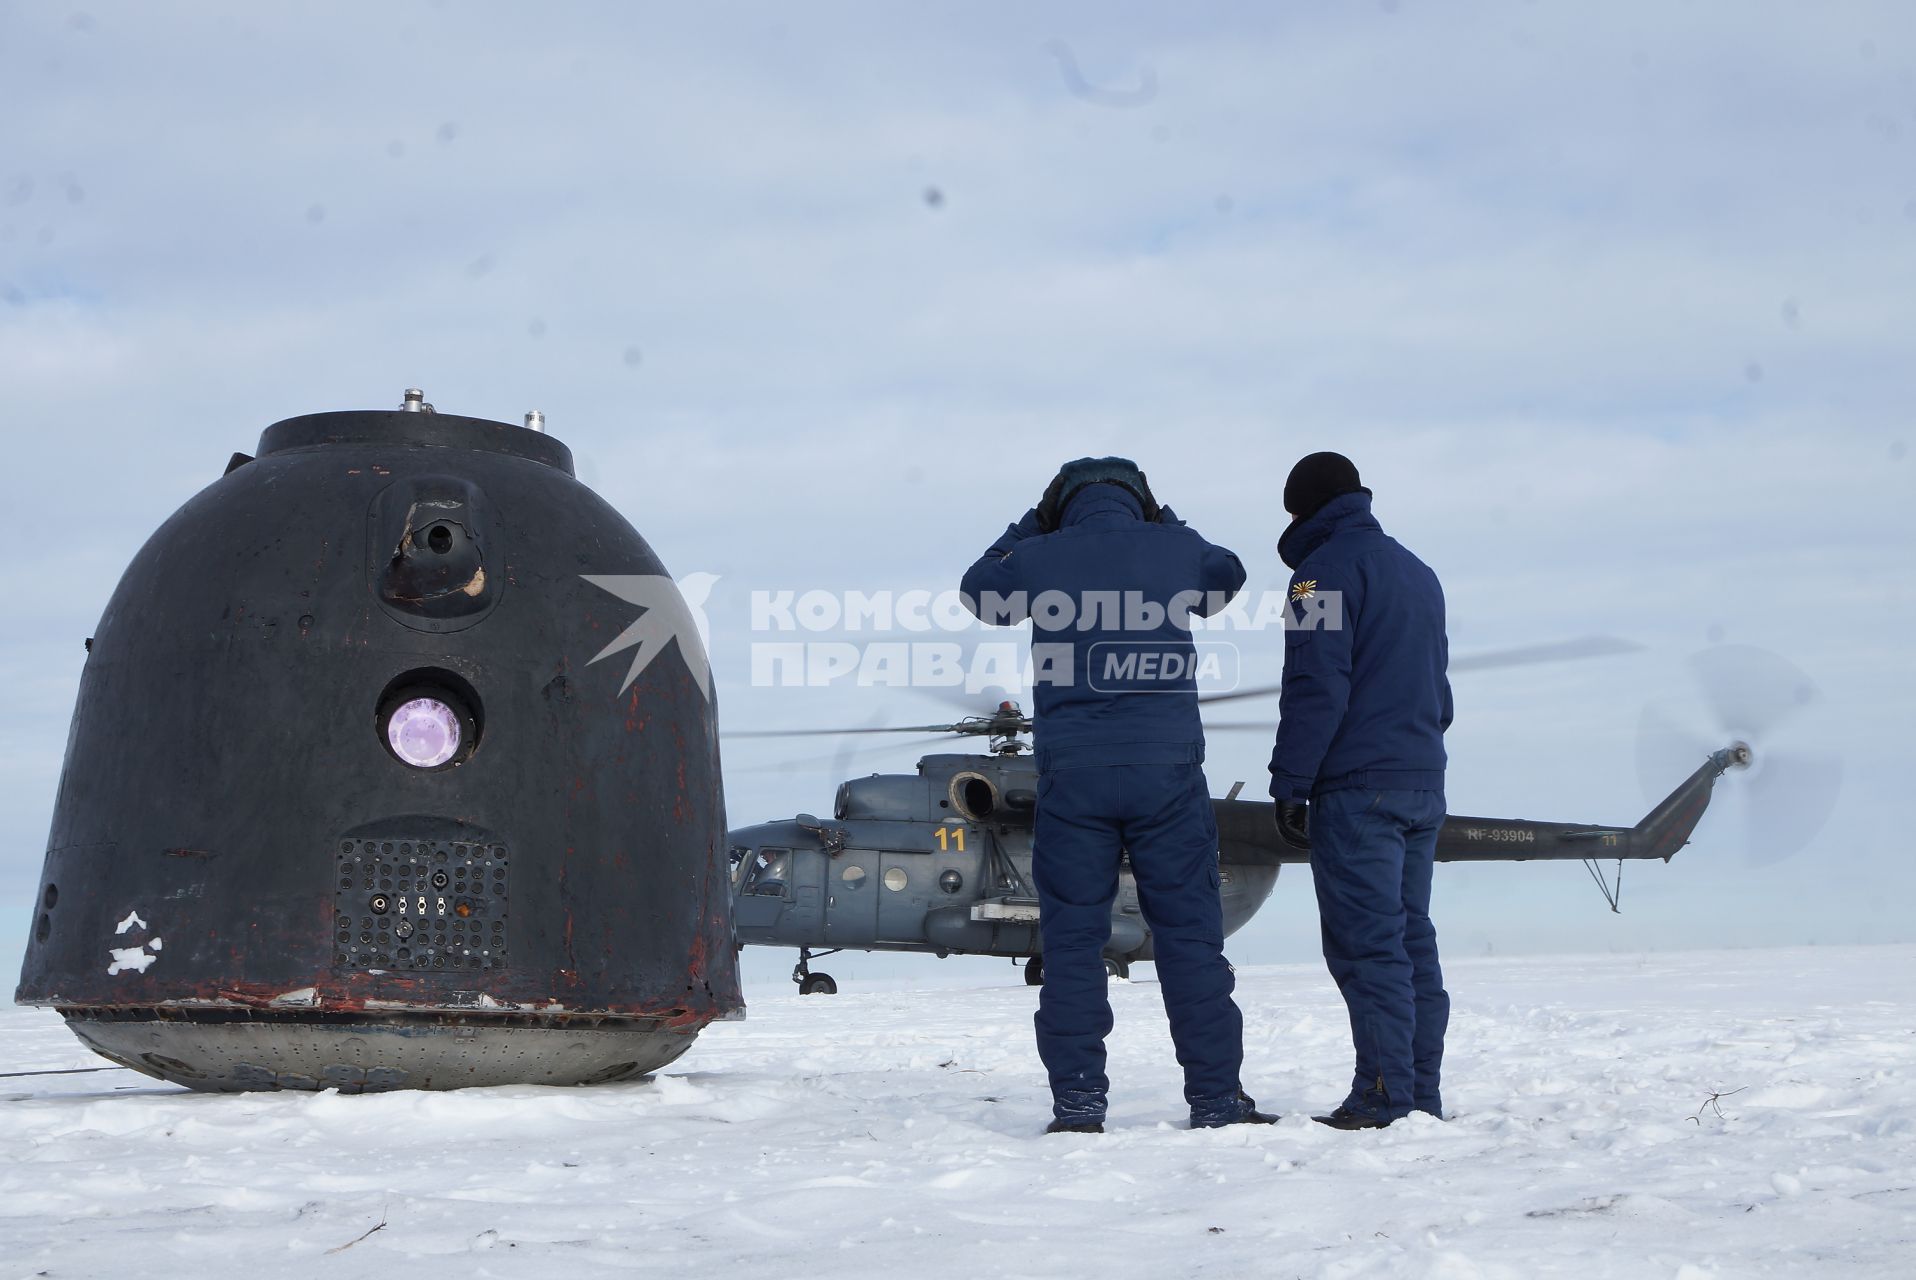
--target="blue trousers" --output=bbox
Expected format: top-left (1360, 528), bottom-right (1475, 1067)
top-left (1309, 787), bottom-right (1450, 1119)
top-left (1032, 762), bottom-right (1244, 1121)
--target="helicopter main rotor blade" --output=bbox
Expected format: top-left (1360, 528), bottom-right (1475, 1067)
top-left (912, 680), bottom-right (1030, 715)
top-left (1449, 635), bottom-right (1643, 673)
top-left (1196, 682), bottom-right (1285, 706)
top-left (735, 735), bottom-right (955, 773)
top-left (830, 708), bottom-right (894, 784)
top-left (727, 722), bottom-right (967, 739)
top-left (1197, 634), bottom-right (1641, 705)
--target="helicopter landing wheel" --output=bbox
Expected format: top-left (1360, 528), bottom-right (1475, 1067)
top-left (1103, 957), bottom-right (1130, 980)
top-left (792, 947), bottom-right (842, 994)
top-left (1024, 956), bottom-right (1044, 986)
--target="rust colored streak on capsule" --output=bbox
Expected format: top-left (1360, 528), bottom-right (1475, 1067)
top-left (560, 848), bottom-right (579, 984)
top-left (686, 831), bottom-right (715, 982)
top-left (670, 721), bottom-right (691, 824)
top-left (624, 686), bottom-right (649, 735)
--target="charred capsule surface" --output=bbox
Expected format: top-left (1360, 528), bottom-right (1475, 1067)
top-left (16, 403), bottom-right (741, 1091)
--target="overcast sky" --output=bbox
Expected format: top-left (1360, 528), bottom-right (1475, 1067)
top-left (2, 1), bottom-right (1911, 987)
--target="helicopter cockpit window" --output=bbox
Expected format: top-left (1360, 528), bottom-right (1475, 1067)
top-left (740, 847), bottom-right (792, 898)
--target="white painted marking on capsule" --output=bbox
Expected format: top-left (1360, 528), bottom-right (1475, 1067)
top-left (107, 945), bottom-right (157, 976)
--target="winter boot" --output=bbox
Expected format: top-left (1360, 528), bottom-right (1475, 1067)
top-left (1045, 1117), bottom-right (1105, 1135)
top-left (1048, 1086), bottom-right (1107, 1135)
top-left (1312, 1083), bottom-right (1400, 1130)
top-left (1189, 1091), bottom-right (1280, 1129)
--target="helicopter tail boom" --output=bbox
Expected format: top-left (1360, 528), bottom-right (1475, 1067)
top-left (1214, 744), bottom-right (1750, 867)
top-left (1437, 742), bottom-right (1749, 864)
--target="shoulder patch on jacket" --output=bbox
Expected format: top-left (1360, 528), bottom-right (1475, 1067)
top-left (1290, 579), bottom-right (1317, 602)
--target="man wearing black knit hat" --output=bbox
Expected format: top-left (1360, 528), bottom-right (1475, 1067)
top-left (1269, 451), bottom-right (1454, 1129)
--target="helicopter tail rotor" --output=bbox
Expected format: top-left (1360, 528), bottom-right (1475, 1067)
top-left (1628, 742), bottom-right (1751, 861)
top-left (1636, 645), bottom-right (1843, 868)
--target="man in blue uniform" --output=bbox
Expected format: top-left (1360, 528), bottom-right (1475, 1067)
top-left (962, 457), bottom-right (1271, 1134)
top-left (1268, 452), bottom-right (1452, 1129)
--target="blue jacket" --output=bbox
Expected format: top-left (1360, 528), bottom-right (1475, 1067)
top-left (962, 486), bottom-right (1247, 769)
top-left (1268, 491), bottom-right (1451, 802)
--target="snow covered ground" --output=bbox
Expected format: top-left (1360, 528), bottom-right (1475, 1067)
top-left (4, 945), bottom-right (1914, 1279)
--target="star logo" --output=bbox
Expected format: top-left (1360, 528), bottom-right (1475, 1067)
top-left (1290, 579), bottom-right (1318, 602)
top-left (581, 572), bottom-right (718, 701)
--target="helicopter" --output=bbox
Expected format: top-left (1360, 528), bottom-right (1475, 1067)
top-left (726, 650), bottom-right (1756, 995)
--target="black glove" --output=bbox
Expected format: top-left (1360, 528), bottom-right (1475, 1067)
top-left (1275, 800), bottom-right (1311, 850)
top-left (1036, 470), bottom-right (1070, 532)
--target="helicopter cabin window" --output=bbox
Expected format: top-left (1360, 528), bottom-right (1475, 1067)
top-left (740, 847), bottom-right (792, 898)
